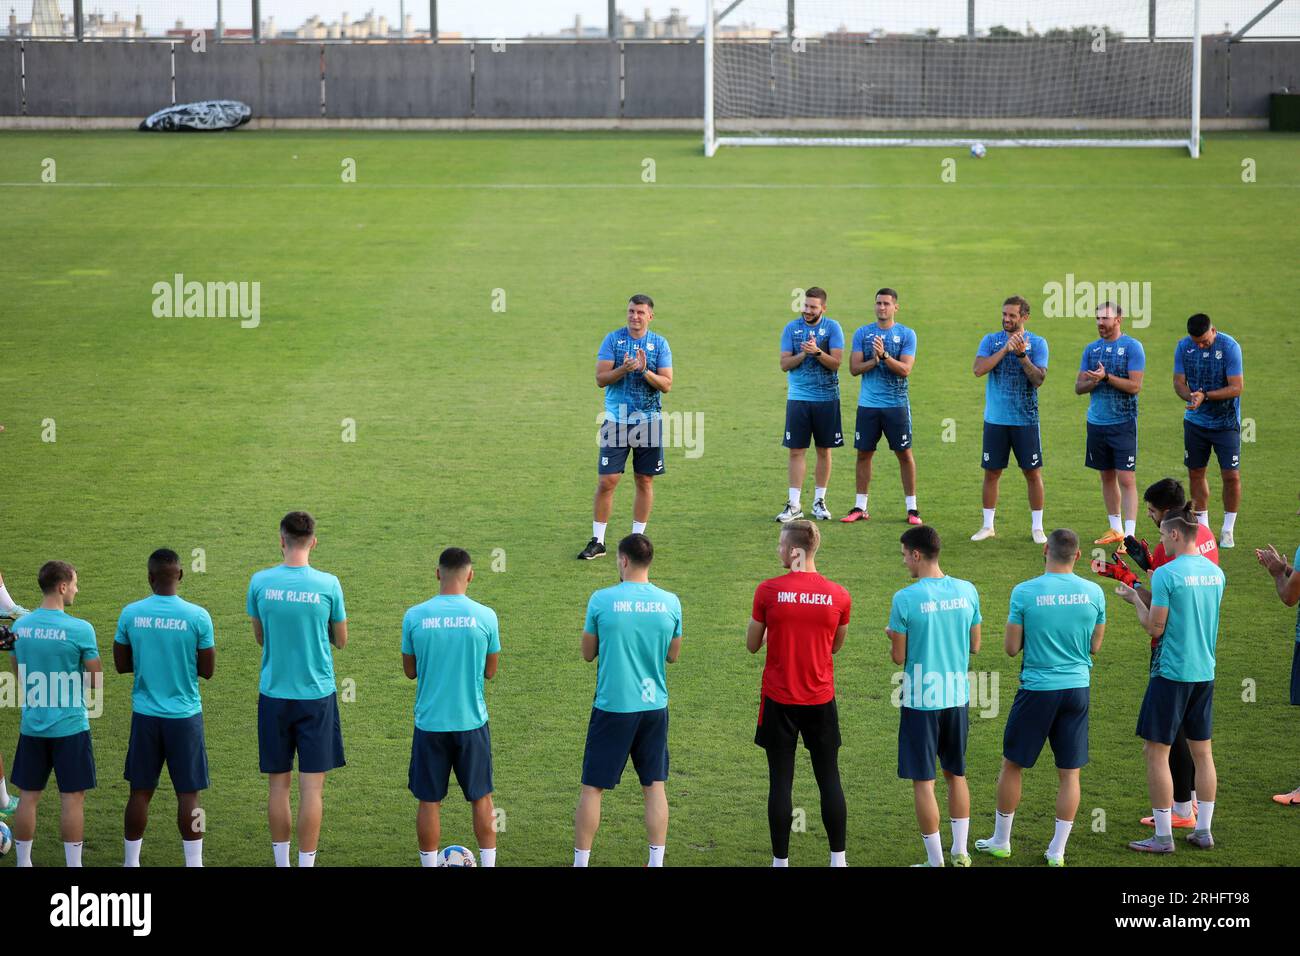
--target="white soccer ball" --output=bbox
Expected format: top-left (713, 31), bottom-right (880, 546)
top-left (970, 143), bottom-right (987, 159)
top-left (0, 821), bottom-right (12, 856)
top-left (438, 845), bottom-right (476, 867)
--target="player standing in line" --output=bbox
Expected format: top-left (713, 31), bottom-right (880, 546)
top-left (248, 511), bottom-right (348, 868)
top-left (887, 526), bottom-right (982, 867)
top-left (579, 294), bottom-right (674, 560)
top-left (1074, 301), bottom-right (1145, 549)
top-left (1174, 313), bottom-right (1244, 548)
top-left (1096, 477), bottom-right (1218, 831)
top-left (115, 549), bottom-right (215, 867)
top-left (0, 569), bottom-right (32, 819)
top-left (1254, 542), bottom-right (1300, 804)
top-left (1116, 503), bottom-right (1224, 854)
top-left (402, 548), bottom-right (501, 867)
top-left (974, 529), bottom-right (1105, 867)
top-left (574, 534), bottom-right (682, 867)
top-left (971, 296), bottom-right (1049, 544)
top-left (775, 287), bottom-right (844, 523)
top-left (842, 288), bottom-right (921, 526)
top-left (7, 561), bottom-right (102, 867)
top-left (746, 520), bottom-right (851, 867)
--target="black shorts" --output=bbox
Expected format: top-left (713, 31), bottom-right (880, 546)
top-left (898, 705), bottom-right (968, 780)
top-left (581, 707), bottom-right (669, 790)
top-left (1136, 676), bottom-right (1214, 744)
top-left (1290, 643), bottom-right (1300, 706)
top-left (11, 730), bottom-right (97, 793)
top-left (1085, 420), bottom-right (1137, 472)
top-left (784, 400), bottom-right (844, 450)
top-left (1183, 419), bottom-right (1240, 471)
top-left (1002, 687), bottom-right (1089, 769)
top-left (124, 712), bottom-right (210, 792)
top-left (754, 696), bottom-right (842, 752)
top-left (854, 405), bottom-right (912, 453)
top-left (982, 421), bottom-right (1042, 471)
top-left (598, 419), bottom-right (665, 476)
top-left (257, 692), bottom-right (346, 774)
top-left (408, 723), bottom-right (494, 803)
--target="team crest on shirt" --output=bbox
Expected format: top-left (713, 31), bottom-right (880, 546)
top-left (646, 343), bottom-right (654, 351)
top-left (893, 335), bottom-right (900, 343)
top-left (1215, 350), bottom-right (1223, 360)
top-left (1118, 347), bottom-right (1126, 355)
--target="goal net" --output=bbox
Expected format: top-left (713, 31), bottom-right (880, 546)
top-left (704, 0), bottom-right (1202, 155)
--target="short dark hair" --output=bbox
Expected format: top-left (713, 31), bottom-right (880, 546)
top-left (900, 525), bottom-right (941, 560)
top-left (1161, 502), bottom-right (1199, 537)
top-left (1047, 528), bottom-right (1079, 563)
top-left (1187, 313), bottom-right (1211, 337)
top-left (1097, 300), bottom-right (1123, 317)
top-left (280, 511), bottom-right (316, 546)
top-left (438, 547), bottom-right (472, 573)
top-left (1003, 295), bottom-right (1031, 317)
top-left (148, 548), bottom-right (181, 578)
top-left (876, 287), bottom-right (898, 302)
top-left (804, 286), bottom-right (827, 304)
top-left (38, 560), bottom-right (76, 595)
top-left (628, 293), bottom-right (654, 309)
top-left (618, 533), bottom-right (654, 567)
top-left (1144, 477), bottom-right (1186, 512)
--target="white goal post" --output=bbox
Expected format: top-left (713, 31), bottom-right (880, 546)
top-left (704, 0), bottom-right (1202, 156)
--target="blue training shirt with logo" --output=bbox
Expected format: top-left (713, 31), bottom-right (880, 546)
top-left (888, 576), bottom-right (981, 710)
top-left (1008, 572), bottom-right (1105, 691)
top-left (1150, 553), bottom-right (1225, 682)
top-left (1080, 334), bottom-right (1146, 425)
top-left (781, 316), bottom-right (844, 402)
top-left (978, 329), bottom-right (1049, 426)
top-left (9, 608), bottom-right (100, 738)
top-left (1174, 332), bottom-right (1242, 430)
top-left (584, 580), bottom-right (682, 713)
top-left (852, 322), bottom-right (916, 408)
top-left (402, 593), bottom-right (500, 733)
top-left (114, 593), bottom-right (214, 719)
top-left (247, 563), bottom-right (346, 700)
top-left (598, 328), bottom-right (672, 424)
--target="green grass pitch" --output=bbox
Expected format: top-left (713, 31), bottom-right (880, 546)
top-left (1, 130), bottom-right (1298, 867)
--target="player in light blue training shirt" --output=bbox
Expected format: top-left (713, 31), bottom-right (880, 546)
top-left (575, 533), bottom-right (682, 868)
top-left (1255, 542), bottom-right (1300, 804)
top-left (246, 510), bottom-right (348, 868)
top-left (114, 548), bottom-right (215, 867)
top-left (972, 295), bottom-right (1050, 545)
top-left (402, 547), bottom-right (501, 867)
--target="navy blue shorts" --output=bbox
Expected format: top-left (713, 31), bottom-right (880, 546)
top-left (408, 724), bottom-right (494, 803)
top-left (1085, 420), bottom-right (1137, 472)
top-left (581, 707), bottom-right (669, 789)
top-left (1290, 643), bottom-right (1300, 706)
top-left (897, 706), bottom-right (968, 780)
top-left (1183, 419), bottom-right (1240, 471)
top-left (754, 696), bottom-right (841, 752)
top-left (854, 405), bottom-right (912, 453)
top-left (598, 420), bottom-right (665, 476)
top-left (124, 712), bottom-right (210, 792)
top-left (784, 399), bottom-right (844, 450)
top-left (258, 693), bottom-right (346, 774)
top-left (982, 421), bottom-right (1042, 471)
top-left (11, 730), bottom-right (96, 793)
top-left (1003, 687), bottom-right (1090, 769)
top-left (1136, 676), bottom-right (1214, 744)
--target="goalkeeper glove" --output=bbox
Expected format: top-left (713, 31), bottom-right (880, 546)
top-left (1095, 552), bottom-right (1139, 589)
top-left (1124, 536), bottom-right (1154, 572)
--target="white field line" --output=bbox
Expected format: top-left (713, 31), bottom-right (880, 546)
top-left (0, 181), bottom-right (1296, 190)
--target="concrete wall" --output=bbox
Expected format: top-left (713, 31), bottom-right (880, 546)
top-left (0, 37), bottom-right (1294, 122)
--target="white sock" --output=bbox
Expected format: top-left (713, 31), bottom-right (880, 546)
top-left (814, 486), bottom-right (827, 503)
top-left (1196, 511), bottom-right (1209, 527)
top-left (1191, 790), bottom-right (1198, 805)
top-left (982, 508), bottom-right (996, 529)
top-left (647, 844), bottom-right (664, 867)
top-left (855, 493), bottom-right (868, 510)
top-left (1047, 818), bottom-right (1073, 859)
top-left (829, 849), bottom-right (846, 867)
top-left (16, 839), bottom-right (33, 867)
top-left (1031, 509), bottom-right (1045, 531)
top-left (1173, 799), bottom-right (1193, 817)
top-left (772, 856), bottom-right (789, 867)
top-left (950, 817), bottom-right (969, 857)
top-left (419, 850), bottom-right (438, 867)
top-left (1152, 807), bottom-right (1173, 839)
top-left (592, 521), bottom-right (607, 544)
top-left (124, 838), bottom-right (143, 867)
top-left (182, 838), bottom-right (203, 867)
top-left (1198, 800), bottom-right (1215, 832)
top-left (0, 776), bottom-right (9, 805)
top-left (905, 495), bottom-right (918, 512)
top-left (64, 841), bottom-right (83, 867)
top-left (1222, 512), bottom-right (1237, 532)
top-left (1108, 513), bottom-right (1122, 533)
top-left (631, 521), bottom-right (647, 535)
top-left (789, 488), bottom-right (802, 508)
top-left (922, 831), bottom-right (944, 867)
top-left (1124, 518), bottom-right (1137, 537)
top-left (992, 809), bottom-right (1014, 846)
top-left (272, 841), bottom-right (290, 867)
top-left (479, 847), bottom-right (497, 867)
top-left (573, 848), bottom-right (591, 867)
top-left (298, 850), bottom-right (317, 868)
top-left (0, 584), bottom-right (15, 614)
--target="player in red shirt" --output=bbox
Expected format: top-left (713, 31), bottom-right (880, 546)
top-left (1094, 477), bottom-right (1218, 830)
top-left (746, 520), bottom-right (851, 867)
